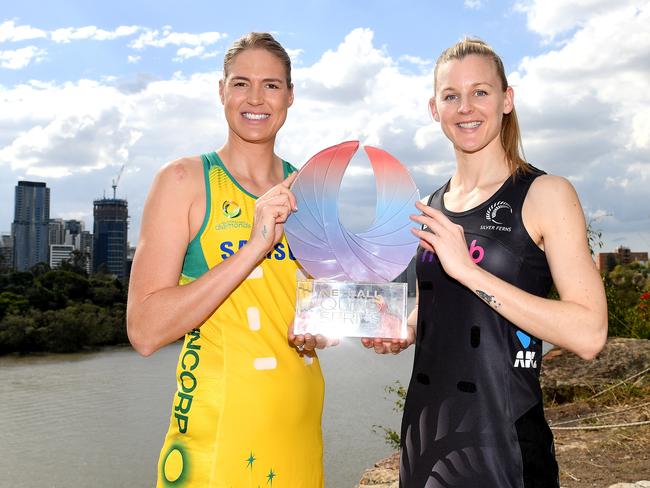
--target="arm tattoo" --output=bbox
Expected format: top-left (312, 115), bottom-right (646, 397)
top-left (261, 225), bottom-right (268, 240)
top-left (475, 289), bottom-right (502, 309)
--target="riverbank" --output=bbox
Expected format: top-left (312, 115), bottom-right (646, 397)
top-left (356, 338), bottom-right (650, 487)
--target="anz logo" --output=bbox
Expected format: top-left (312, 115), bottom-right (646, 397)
top-left (513, 330), bottom-right (537, 368)
top-left (514, 351), bottom-right (537, 368)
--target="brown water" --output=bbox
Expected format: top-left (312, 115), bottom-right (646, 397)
top-left (0, 339), bottom-right (414, 487)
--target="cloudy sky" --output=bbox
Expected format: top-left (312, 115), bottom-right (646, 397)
top-left (1, 0), bottom-right (649, 252)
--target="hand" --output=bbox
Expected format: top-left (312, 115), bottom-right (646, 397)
top-left (248, 172), bottom-right (298, 256)
top-left (410, 200), bottom-right (477, 283)
top-left (288, 321), bottom-right (339, 354)
top-left (361, 324), bottom-right (415, 354)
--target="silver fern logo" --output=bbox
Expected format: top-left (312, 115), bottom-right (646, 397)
top-left (485, 201), bottom-right (512, 225)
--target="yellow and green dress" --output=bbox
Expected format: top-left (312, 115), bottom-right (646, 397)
top-left (157, 152), bottom-right (324, 487)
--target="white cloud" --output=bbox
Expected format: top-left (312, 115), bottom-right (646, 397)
top-left (0, 45), bottom-right (46, 69)
top-left (286, 48), bottom-right (304, 64)
top-left (515, 0), bottom-right (642, 39)
top-left (50, 25), bottom-right (140, 43)
top-left (464, 0), bottom-right (484, 10)
top-left (1, 16), bottom-right (648, 249)
top-left (127, 55), bottom-right (141, 64)
top-left (129, 29), bottom-right (225, 49)
top-left (0, 20), bottom-right (47, 42)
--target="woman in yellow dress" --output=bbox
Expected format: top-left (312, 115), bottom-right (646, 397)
top-left (127, 32), bottom-right (324, 487)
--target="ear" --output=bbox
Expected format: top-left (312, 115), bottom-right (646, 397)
top-left (288, 83), bottom-right (294, 108)
top-left (503, 86), bottom-right (514, 115)
top-left (219, 79), bottom-right (225, 105)
top-left (429, 96), bottom-right (440, 122)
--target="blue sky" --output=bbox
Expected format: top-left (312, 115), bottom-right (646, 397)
top-left (1, 0), bottom-right (649, 252)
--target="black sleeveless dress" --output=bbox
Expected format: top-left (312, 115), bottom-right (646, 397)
top-left (400, 168), bottom-right (559, 488)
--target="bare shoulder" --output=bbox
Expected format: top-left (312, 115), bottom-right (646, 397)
top-left (527, 173), bottom-right (581, 219)
top-left (528, 173), bottom-right (576, 199)
top-left (156, 155), bottom-right (203, 187)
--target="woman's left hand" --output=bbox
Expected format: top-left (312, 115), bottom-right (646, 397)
top-left (410, 200), bottom-right (477, 284)
top-left (288, 322), bottom-right (339, 353)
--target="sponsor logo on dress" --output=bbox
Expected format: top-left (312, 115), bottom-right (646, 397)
top-left (513, 330), bottom-right (537, 368)
top-left (481, 200), bottom-right (512, 232)
top-left (514, 351), bottom-right (537, 368)
top-left (222, 200), bottom-right (241, 218)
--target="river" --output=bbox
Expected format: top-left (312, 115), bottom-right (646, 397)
top-left (0, 336), bottom-right (414, 487)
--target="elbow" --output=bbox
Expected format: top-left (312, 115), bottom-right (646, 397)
top-left (575, 317), bottom-right (608, 361)
top-left (127, 320), bottom-right (159, 357)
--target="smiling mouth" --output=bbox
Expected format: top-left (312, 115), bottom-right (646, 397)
top-left (457, 121), bottom-right (481, 129)
top-left (242, 112), bottom-right (270, 120)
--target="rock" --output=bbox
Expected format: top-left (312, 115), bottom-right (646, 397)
top-left (357, 452), bottom-right (399, 487)
top-left (541, 338), bottom-right (650, 404)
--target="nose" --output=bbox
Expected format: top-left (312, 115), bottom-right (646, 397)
top-left (247, 84), bottom-right (263, 105)
top-left (457, 96), bottom-right (473, 114)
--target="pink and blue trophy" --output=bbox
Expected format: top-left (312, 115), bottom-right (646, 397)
top-left (285, 141), bottom-right (420, 339)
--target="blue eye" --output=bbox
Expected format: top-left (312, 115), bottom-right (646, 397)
top-left (475, 90), bottom-right (487, 96)
top-left (443, 94), bottom-right (458, 102)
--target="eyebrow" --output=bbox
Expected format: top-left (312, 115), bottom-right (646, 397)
top-left (440, 81), bottom-right (495, 92)
top-left (230, 76), bottom-right (285, 85)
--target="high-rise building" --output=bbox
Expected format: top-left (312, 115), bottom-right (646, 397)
top-left (93, 198), bottom-right (128, 281)
top-left (49, 218), bottom-right (66, 246)
top-left (79, 230), bottom-right (93, 274)
top-left (64, 219), bottom-right (83, 246)
top-left (12, 181), bottom-right (50, 271)
top-left (0, 233), bottom-right (13, 271)
top-left (50, 244), bottom-right (75, 269)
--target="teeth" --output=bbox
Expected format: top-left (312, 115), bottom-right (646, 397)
top-left (243, 112), bottom-right (269, 120)
top-left (458, 121), bottom-right (481, 128)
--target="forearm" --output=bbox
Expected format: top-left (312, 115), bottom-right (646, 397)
top-left (461, 266), bottom-right (607, 359)
top-left (127, 242), bottom-right (265, 355)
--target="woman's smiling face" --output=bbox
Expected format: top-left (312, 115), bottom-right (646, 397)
top-left (431, 54), bottom-right (513, 156)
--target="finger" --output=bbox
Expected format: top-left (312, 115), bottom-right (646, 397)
top-left (411, 228), bottom-right (436, 250)
top-left (304, 333), bottom-right (317, 351)
top-left (415, 200), bottom-right (445, 218)
top-left (410, 214), bottom-right (446, 235)
top-left (361, 338), bottom-right (374, 348)
top-left (314, 334), bottom-right (329, 349)
top-left (258, 194), bottom-right (293, 211)
top-left (282, 171), bottom-right (298, 188)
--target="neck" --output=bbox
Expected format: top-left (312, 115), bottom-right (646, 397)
top-left (451, 141), bottom-right (510, 191)
top-left (218, 134), bottom-right (281, 183)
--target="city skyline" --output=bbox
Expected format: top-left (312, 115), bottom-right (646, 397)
top-left (1, 1), bottom-right (649, 252)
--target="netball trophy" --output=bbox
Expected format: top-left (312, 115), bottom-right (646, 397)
top-left (284, 141), bottom-right (419, 339)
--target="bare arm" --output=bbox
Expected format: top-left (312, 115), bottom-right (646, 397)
top-left (411, 176), bottom-right (607, 360)
top-left (127, 159), bottom-right (297, 356)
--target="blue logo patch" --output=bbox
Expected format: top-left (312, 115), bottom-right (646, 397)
top-left (516, 331), bottom-right (531, 348)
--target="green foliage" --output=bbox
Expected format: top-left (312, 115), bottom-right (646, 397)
top-left (605, 262), bottom-right (650, 339)
top-left (372, 380), bottom-right (407, 450)
top-left (0, 265), bottom-right (128, 355)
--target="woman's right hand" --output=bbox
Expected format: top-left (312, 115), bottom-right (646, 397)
top-left (248, 172), bottom-right (298, 256)
top-left (361, 324), bottom-right (416, 354)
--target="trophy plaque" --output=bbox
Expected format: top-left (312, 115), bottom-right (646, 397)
top-left (285, 141), bottom-right (419, 339)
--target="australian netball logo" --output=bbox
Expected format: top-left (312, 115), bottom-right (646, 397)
top-left (481, 200), bottom-right (512, 232)
top-left (222, 200), bottom-right (241, 219)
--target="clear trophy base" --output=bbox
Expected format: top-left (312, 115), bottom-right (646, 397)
top-left (293, 279), bottom-right (408, 339)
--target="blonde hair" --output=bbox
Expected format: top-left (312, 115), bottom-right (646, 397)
top-left (434, 37), bottom-right (529, 174)
top-left (223, 32), bottom-right (292, 87)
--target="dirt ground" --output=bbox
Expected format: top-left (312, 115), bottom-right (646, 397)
top-left (547, 399), bottom-right (650, 487)
top-left (358, 338), bottom-right (650, 488)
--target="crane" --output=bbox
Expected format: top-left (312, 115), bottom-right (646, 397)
top-left (112, 163), bottom-right (126, 199)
